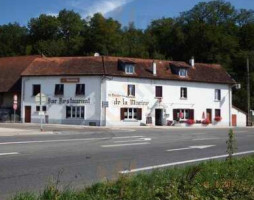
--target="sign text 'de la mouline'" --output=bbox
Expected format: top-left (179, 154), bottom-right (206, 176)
top-left (48, 97), bottom-right (91, 105)
top-left (113, 98), bottom-right (149, 106)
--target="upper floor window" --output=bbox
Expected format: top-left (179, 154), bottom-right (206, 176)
top-left (76, 84), bottom-right (85, 96)
top-left (180, 87), bottom-right (187, 99)
top-left (155, 86), bottom-right (163, 98)
top-left (55, 84), bottom-right (64, 96)
top-left (215, 89), bottom-right (221, 101)
top-left (125, 64), bottom-right (135, 74)
top-left (179, 69), bottom-right (187, 77)
top-left (128, 85), bottom-right (135, 96)
top-left (33, 85), bottom-right (41, 96)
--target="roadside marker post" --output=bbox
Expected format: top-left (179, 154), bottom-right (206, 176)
top-left (13, 94), bottom-right (18, 123)
top-left (35, 93), bottom-right (47, 132)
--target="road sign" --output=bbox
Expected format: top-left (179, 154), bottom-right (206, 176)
top-left (38, 111), bottom-right (45, 116)
top-left (13, 104), bottom-right (18, 110)
top-left (102, 101), bottom-right (109, 108)
top-left (35, 93), bottom-right (47, 105)
top-left (13, 94), bottom-right (18, 103)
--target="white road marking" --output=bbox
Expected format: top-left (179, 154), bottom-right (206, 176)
top-left (193, 138), bottom-right (220, 141)
top-left (120, 150), bottom-right (254, 174)
top-left (166, 145), bottom-right (215, 152)
top-left (112, 136), bottom-right (143, 139)
top-left (114, 138), bottom-right (152, 143)
top-left (0, 136), bottom-right (145, 145)
top-left (0, 152), bottom-right (19, 156)
top-left (101, 142), bottom-right (150, 148)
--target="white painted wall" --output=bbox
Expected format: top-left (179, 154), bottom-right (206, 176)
top-left (103, 77), bottom-right (231, 127)
top-left (21, 76), bottom-right (102, 125)
top-left (21, 75), bottom-right (233, 127)
top-left (232, 107), bottom-right (247, 127)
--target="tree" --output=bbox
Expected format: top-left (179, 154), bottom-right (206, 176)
top-left (121, 22), bottom-right (148, 58)
top-left (86, 13), bottom-right (122, 55)
top-left (0, 23), bottom-right (29, 57)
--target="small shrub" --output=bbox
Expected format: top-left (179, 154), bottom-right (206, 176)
top-left (186, 119), bottom-right (195, 125)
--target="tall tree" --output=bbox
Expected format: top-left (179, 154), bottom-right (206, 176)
top-left (0, 23), bottom-right (29, 57)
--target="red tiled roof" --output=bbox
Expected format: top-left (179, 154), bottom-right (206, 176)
top-left (0, 55), bottom-right (39, 93)
top-left (19, 56), bottom-right (235, 85)
top-left (22, 56), bottom-right (105, 76)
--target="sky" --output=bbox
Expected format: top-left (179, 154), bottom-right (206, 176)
top-left (0, 0), bottom-right (253, 29)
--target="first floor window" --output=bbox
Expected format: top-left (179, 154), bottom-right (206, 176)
top-left (155, 86), bottom-right (163, 98)
top-left (33, 85), bottom-right (41, 96)
top-left (173, 109), bottom-right (194, 120)
top-left (215, 89), bottom-right (221, 101)
top-left (76, 84), bottom-right (85, 96)
top-left (128, 85), bottom-right (135, 96)
top-left (180, 87), bottom-right (187, 99)
top-left (121, 108), bottom-right (142, 120)
top-left (55, 84), bottom-right (64, 96)
top-left (66, 106), bottom-right (85, 119)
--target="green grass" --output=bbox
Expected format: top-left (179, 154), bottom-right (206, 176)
top-left (11, 156), bottom-right (254, 200)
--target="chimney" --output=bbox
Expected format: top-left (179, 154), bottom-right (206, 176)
top-left (190, 56), bottom-right (195, 67)
top-left (152, 61), bottom-right (157, 76)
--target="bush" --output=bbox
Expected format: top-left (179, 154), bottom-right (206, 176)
top-left (11, 156), bottom-right (254, 200)
top-left (186, 119), bottom-right (195, 125)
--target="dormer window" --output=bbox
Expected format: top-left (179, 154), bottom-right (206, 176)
top-left (179, 68), bottom-right (187, 77)
top-left (125, 64), bottom-right (135, 74)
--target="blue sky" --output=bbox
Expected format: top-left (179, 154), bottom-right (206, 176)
top-left (0, 0), bottom-right (253, 29)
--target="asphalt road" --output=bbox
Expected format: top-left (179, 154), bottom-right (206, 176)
top-left (0, 124), bottom-right (253, 199)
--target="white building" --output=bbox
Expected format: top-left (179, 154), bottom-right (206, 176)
top-left (19, 55), bottom-right (244, 127)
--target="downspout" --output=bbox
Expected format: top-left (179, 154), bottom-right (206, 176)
top-left (100, 56), bottom-right (106, 126)
top-left (229, 84), bottom-right (232, 126)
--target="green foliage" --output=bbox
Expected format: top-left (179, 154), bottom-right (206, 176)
top-left (226, 129), bottom-right (237, 164)
top-left (11, 156), bottom-right (254, 200)
top-left (0, 1), bottom-right (254, 110)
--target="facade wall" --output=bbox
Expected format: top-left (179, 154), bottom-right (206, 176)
top-left (103, 77), bottom-right (231, 127)
top-left (232, 107), bottom-right (247, 127)
top-left (21, 76), bottom-right (102, 125)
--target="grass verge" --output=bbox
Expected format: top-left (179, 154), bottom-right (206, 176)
top-left (11, 155), bottom-right (254, 200)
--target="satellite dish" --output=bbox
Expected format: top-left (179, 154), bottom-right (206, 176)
top-left (94, 52), bottom-right (100, 57)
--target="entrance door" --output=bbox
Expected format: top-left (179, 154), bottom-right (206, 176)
top-left (232, 114), bottom-right (237, 126)
top-left (155, 109), bottom-right (163, 126)
top-left (206, 109), bottom-right (212, 123)
top-left (25, 106), bottom-right (31, 123)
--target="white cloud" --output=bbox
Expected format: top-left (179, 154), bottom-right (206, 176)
top-left (70, 0), bottom-right (134, 18)
top-left (45, 12), bottom-right (58, 17)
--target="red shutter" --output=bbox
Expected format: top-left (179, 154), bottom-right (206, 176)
top-left (173, 109), bottom-right (178, 120)
top-left (189, 109), bottom-right (194, 120)
top-left (137, 108), bottom-right (142, 120)
top-left (120, 108), bottom-right (125, 120)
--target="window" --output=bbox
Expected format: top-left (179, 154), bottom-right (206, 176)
top-left (76, 84), bottom-right (85, 96)
top-left (42, 106), bottom-right (47, 112)
top-left (215, 89), bottom-right (221, 101)
top-left (55, 84), bottom-right (64, 96)
top-left (180, 87), bottom-right (187, 99)
top-left (33, 85), bottom-right (41, 96)
top-left (66, 106), bottom-right (85, 119)
top-left (173, 109), bottom-right (194, 120)
top-left (125, 64), bottom-right (135, 74)
top-left (128, 85), bottom-right (135, 96)
top-left (155, 86), bottom-right (163, 98)
top-left (179, 69), bottom-right (187, 77)
top-left (36, 106), bottom-right (40, 112)
top-left (215, 109), bottom-right (221, 117)
top-left (121, 108), bottom-right (142, 120)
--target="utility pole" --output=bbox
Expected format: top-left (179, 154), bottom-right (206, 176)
top-left (247, 57), bottom-right (251, 126)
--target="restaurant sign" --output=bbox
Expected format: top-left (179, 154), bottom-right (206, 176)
top-left (48, 97), bottom-right (91, 105)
